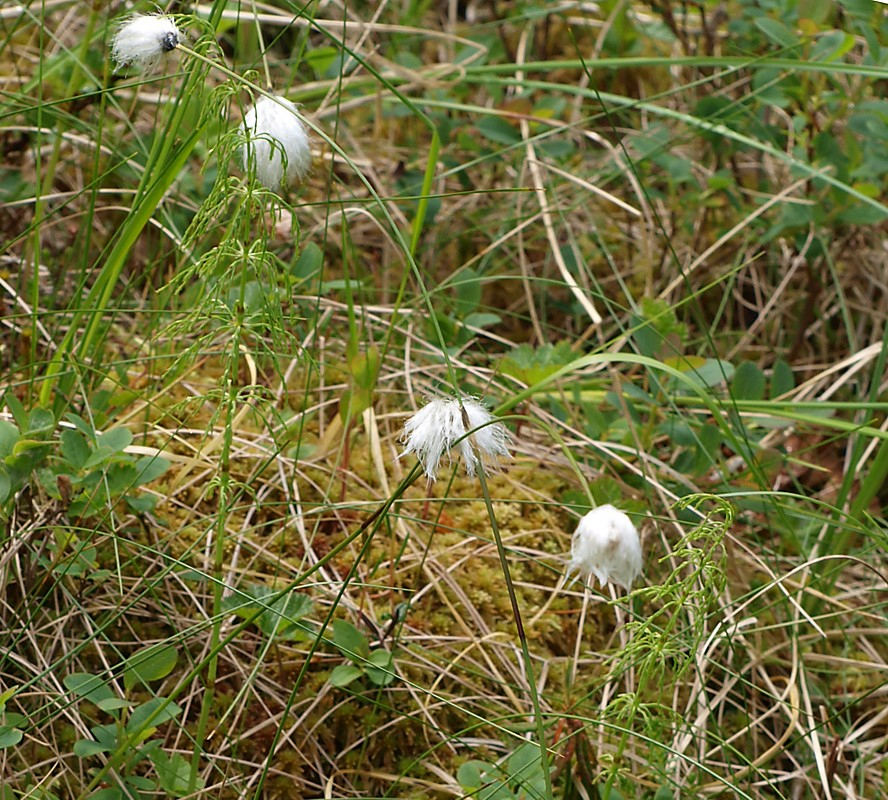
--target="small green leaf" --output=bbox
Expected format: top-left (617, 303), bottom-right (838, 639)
top-left (12, 438), bottom-right (47, 456)
top-left (693, 424), bottom-right (722, 475)
top-left (124, 643), bottom-right (179, 692)
top-left (457, 760), bottom-right (487, 790)
top-left (509, 742), bottom-right (546, 796)
top-left (52, 546), bottom-right (96, 578)
top-left (536, 138), bottom-right (573, 159)
top-left (64, 672), bottom-right (115, 705)
top-left (733, 361), bottom-right (766, 401)
top-left (0, 468), bottom-right (10, 505)
top-left (134, 455), bottom-right (170, 485)
top-left (96, 697), bottom-right (131, 713)
top-left (463, 762), bottom-right (511, 800)
top-left (810, 30), bottom-right (854, 62)
top-left (476, 115), bottom-right (521, 145)
top-left (799, 0), bottom-right (832, 23)
top-left (679, 358), bottom-right (735, 389)
top-left (452, 267), bottom-right (482, 316)
top-left (83, 446), bottom-right (116, 470)
top-left (332, 619), bottom-right (370, 661)
top-left (222, 587), bottom-right (260, 618)
top-left (126, 494), bottom-right (158, 513)
top-left (150, 748), bottom-right (204, 796)
top-left (64, 412), bottom-right (94, 438)
top-left (349, 346), bottom-right (380, 390)
top-left (754, 17), bottom-right (798, 48)
top-left (366, 649), bottom-right (395, 686)
top-left (90, 723), bottom-right (118, 748)
top-left (87, 789), bottom-right (126, 800)
top-left (329, 664), bottom-right (363, 687)
top-left (96, 427), bottom-right (133, 453)
top-left (835, 202), bottom-right (888, 225)
top-left (770, 359), bottom-right (795, 398)
top-left (60, 429), bottom-right (90, 469)
top-left (26, 407), bottom-right (55, 436)
top-left (302, 45), bottom-right (339, 78)
top-left (223, 585), bottom-right (314, 641)
top-left (126, 698), bottom-right (181, 735)
top-left (0, 421), bottom-right (19, 458)
top-left (2, 713), bottom-right (25, 729)
top-left (501, 342), bottom-right (579, 385)
top-left (0, 725), bottom-right (23, 749)
top-left (73, 738), bottom-right (111, 758)
top-left (3, 395), bottom-right (27, 430)
top-left (339, 388), bottom-right (354, 422)
top-left (256, 591), bottom-right (314, 640)
top-left (341, 388), bottom-right (372, 422)
top-left (462, 312), bottom-right (501, 330)
top-left (124, 773), bottom-right (157, 793)
top-left (105, 463), bottom-right (138, 495)
top-left (292, 241), bottom-right (323, 280)
top-left (134, 456), bottom-right (170, 486)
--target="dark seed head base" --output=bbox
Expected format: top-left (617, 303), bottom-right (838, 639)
top-left (160, 31), bottom-right (178, 52)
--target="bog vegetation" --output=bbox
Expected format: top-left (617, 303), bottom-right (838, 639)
top-left (0, 1), bottom-right (886, 799)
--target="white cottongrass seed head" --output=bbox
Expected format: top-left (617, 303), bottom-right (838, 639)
top-left (111, 14), bottom-right (181, 72)
top-left (241, 95), bottom-right (312, 189)
top-left (400, 396), bottom-right (511, 481)
top-left (568, 504), bottom-right (642, 591)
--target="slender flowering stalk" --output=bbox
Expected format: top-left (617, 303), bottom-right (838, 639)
top-left (110, 14), bottom-right (181, 72)
top-left (241, 95), bottom-right (312, 189)
top-left (400, 396), bottom-right (511, 481)
top-left (568, 504), bottom-right (642, 591)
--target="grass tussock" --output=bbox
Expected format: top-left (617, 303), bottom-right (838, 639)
top-left (1, 1), bottom-right (887, 799)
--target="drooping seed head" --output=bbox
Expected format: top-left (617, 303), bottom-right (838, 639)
top-left (110, 14), bottom-right (182, 72)
top-left (400, 396), bottom-right (511, 481)
top-left (568, 504), bottom-right (642, 591)
top-left (241, 95), bottom-right (312, 189)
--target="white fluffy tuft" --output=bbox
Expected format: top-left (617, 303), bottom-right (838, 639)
top-left (400, 397), bottom-right (511, 481)
top-left (111, 14), bottom-right (181, 72)
top-left (241, 95), bottom-right (312, 189)
top-left (569, 504), bottom-right (642, 591)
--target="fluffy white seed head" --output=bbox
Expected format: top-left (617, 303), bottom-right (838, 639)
top-left (400, 397), bottom-right (511, 481)
top-left (569, 504), bottom-right (642, 591)
top-left (111, 14), bottom-right (181, 72)
top-left (241, 95), bottom-right (312, 189)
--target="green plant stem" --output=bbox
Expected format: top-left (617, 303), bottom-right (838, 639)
top-left (39, 79), bottom-right (209, 411)
top-left (189, 334), bottom-right (243, 793)
top-left (247, 462), bottom-right (423, 798)
top-left (804, 322), bottom-right (888, 608)
top-left (468, 411), bottom-right (553, 798)
top-left (27, 7), bottom-right (100, 394)
top-left (600, 498), bottom-right (729, 796)
top-left (37, 3), bottom-right (231, 412)
top-left (179, 42), bottom-right (457, 393)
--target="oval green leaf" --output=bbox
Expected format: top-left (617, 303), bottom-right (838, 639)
top-left (329, 664), bottom-right (363, 688)
top-left (332, 619), bottom-right (370, 661)
top-left (124, 643), bottom-right (179, 692)
top-left (0, 725), bottom-right (23, 749)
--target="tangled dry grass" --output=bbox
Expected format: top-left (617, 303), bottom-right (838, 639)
top-left (1, 1), bottom-right (886, 799)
